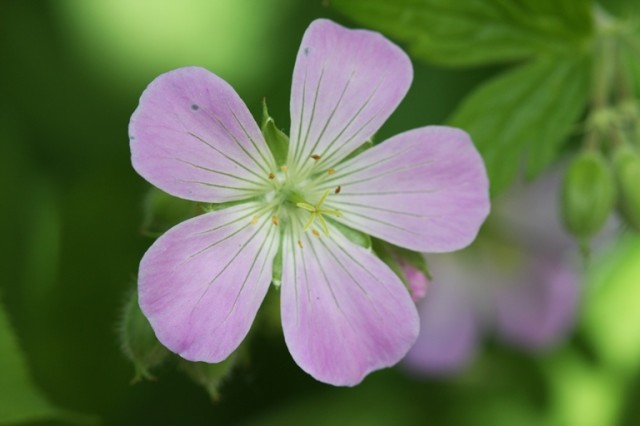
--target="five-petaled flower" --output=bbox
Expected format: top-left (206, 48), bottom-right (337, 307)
top-left (129, 19), bottom-right (490, 386)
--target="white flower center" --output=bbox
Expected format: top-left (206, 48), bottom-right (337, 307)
top-left (258, 160), bottom-right (342, 243)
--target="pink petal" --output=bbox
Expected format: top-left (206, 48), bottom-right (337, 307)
top-left (322, 126), bottom-right (490, 252)
top-left (288, 19), bottom-right (412, 177)
top-left (400, 262), bottom-right (429, 302)
top-left (138, 203), bottom-right (279, 362)
top-left (495, 254), bottom-right (579, 350)
top-left (280, 226), bottom-right (419, 386)
top-left (130, 67), bottom-right (275, 203)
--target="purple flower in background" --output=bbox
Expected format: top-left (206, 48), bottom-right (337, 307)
top-left (129, 19), bottom-right (489, 386)
top-left (403, 170), bottom-right (580, 375)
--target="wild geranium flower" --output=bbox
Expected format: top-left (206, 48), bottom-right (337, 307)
top-left (129, 19), bottom-right (489, 386)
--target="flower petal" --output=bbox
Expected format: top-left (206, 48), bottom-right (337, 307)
top-left (322, 126), bottom-right (490, 252)
top-left (495, 254), bottom-right (579, 350)
top-left (130, 67), bottom-right (275, 203)
top-left (288, 19), bottom-right (412, 177)
top-left (138, 203), bottom-right (279, 362)
top-left (280, 226), bottom-right (419, 386)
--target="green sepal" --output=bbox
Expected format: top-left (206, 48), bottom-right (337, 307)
top-left (271, 230), bottom-right (284, 287)
top-left (390, 244), bottom-right (432, 281)
top-left (141, 187), bottom-right (200, 236)
top-left (180, 343), bottom-right (247, 401)
top-left (261, 98), bottom-right (289, 167)
top-left (203, 197), bottom-right (260, 213)
top-left (118, 287), bottom-right (170, 382)
top-left (327, 218), bottom-right (372, 249)
top-left (254, 284), bottom-right (282, 336)
top-left (371, 239), bottom-right (409, 287)
top-left (342, 138), bottom-right (374, 162)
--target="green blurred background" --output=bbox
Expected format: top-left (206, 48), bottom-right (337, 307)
top-left (2, 1), bottom-right (640, 425)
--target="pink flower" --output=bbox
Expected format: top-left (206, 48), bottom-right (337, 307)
top-left (403, 170), bottom-right (581, 375)
top-left (400, 262), bottom-right (430, 302)
top-left (129, 19), bottom-right (490, 386)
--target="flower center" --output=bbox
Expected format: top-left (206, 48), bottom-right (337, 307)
top-left (263, 163), bottom-right (342, 239)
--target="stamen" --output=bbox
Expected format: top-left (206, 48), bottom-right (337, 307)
top-left (295, 189), bottom-right (342, 236)
top-left (272, 215), bottom-right (279, 226)
top-left (327, 168), bottom-right (336, 175)
top-left (335, 185), bottom-right (341, 194)
top-left (317, 189), bottom-right (330, 207)
top-left (312, 229), bottom-right (320, 237)
top-left (296, 202), bottom-right (316, 212)
top-left (311, 154), bottom-right (321, 161)
top-left (317, 215), bottom-right (330, 235)
top-left (302, 212), bottom-right (316, 231)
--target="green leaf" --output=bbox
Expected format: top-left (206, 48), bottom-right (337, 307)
top-left (449, 54), bottom-right (590, 196)
top-left (0, 300), bottom-right (59, 424)
top-left (332, 0), bottom-right (593, 67)
top-left (620, 36), bottom-right (640, 99)
top-left (543, 350), bottom-right (624, 426)
top-left (582, 234), bottom-right (640, 374)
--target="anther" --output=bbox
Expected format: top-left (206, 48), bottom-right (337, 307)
top-left (298, 239), bottom-right (304, 249)
top-left (268, 172), bottom-right (275, 180)
top-left (311, 154), bottom-right (321, 161)
top-left (251, 216), bottom-right (259, 225)
top-left (327, 168), bottom-right (336, 175)
top-left (272, 215), bottom-right (279, 226)
top-left (280, 165), bottom-right (289, 172)
top-left (335, 185), bottom-right (341, 194)
top-left (312, 229), bottom-right (320, 237)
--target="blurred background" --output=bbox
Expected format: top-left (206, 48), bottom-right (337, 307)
top-left (1, 1), bottom-right (640, 425)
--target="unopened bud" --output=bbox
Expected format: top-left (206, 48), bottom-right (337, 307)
top-left (561, 151), bottom-right (616, 239)
top-left (118, 289), bottom-right (170, 382)
top-left (180, 346), bottom-right (245, 401)
top-left (612, 144), bottom-right (640, 231)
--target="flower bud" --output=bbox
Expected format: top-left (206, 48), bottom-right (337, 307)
top-left (180, 347), bottom-right (245, 401)
top-left (118, 289), bottom-right (170, 382)
top-left (612, 144), bottom-right (640, 231)
top-left (561, 151), bottom-right (616, 239)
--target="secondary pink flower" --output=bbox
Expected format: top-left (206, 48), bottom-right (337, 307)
top-left (129, 19), bottom-right (490, 386)
top-left (403, 171), bottom-right (581, 376)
